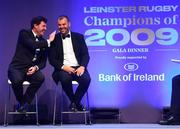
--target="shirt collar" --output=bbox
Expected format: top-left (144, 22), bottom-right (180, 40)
top-left (32, 30), bottom-right (38, 38)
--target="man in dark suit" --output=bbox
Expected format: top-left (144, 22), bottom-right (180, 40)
top-left (159, 75), bottom-right (180, 125)
top-left (48, 15), bottom-right (91, 111)
top-left (8, 16), bottom-right (55, 112)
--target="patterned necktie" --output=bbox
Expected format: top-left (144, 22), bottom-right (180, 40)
top-left (35, 36), bottom-right (39, 42)
top-left (32, 36), bottom-right (40, 62)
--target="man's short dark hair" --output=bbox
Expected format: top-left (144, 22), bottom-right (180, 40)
top-left (58, 15), bottom-right (70, 22)
top-left (31, 16), bottom-right (47, 29)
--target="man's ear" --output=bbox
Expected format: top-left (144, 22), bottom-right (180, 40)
top-left (69, 22), bottom-right (71, 28)
top-left (34, 24), bottom-right (38, 29)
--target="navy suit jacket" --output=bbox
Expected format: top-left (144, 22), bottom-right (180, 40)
top-left (9, 29), bottom-right (48, 70)
top-left (48, 32), bottom-right (90, 83)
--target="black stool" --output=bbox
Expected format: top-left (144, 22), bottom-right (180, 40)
top-left (4, 79), bottom-right (39, 126)
top-left (53, 81), bottom-right (91, 125)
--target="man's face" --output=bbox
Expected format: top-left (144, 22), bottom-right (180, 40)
top-left (34, 21), bottom-right (47, 36)
top-left (58, 18), bottom-right (70, 35)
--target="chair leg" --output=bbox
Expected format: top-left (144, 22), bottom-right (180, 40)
top-left (4, 100), bottom-right (7, 126)
top-left (118, 109), bottom-right (121, 123)
top-left (35, 94), bottom-right (39, 125)
top-left (4, 86), bottom-right (8, 126)
top-left (86, 91), bottom-right (91, 125)
top-left (84, 92), bottom-right (87, 124)
top-left (60, 83), bottom-right (63, 125)
top-left (85, 111), bottom-right (87, 125)
top-left (53, 87), bottom-right (57, 125)
top-left (6, 86), bottom-right (11, 126)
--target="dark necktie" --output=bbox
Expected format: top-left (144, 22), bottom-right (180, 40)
top-left (62, 34), bottom-right (70, 39)
top-left (32, 36), bottom-right (40, 62)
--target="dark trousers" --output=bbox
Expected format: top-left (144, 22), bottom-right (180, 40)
top-left (171, 74), bottom-right (180, 118)
top-left (8, 67), bottom-right (44, 105)
top-left (54, 69), bottom-right (91, 105)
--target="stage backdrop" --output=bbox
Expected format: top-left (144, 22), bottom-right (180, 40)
top-left (0, 0), bottom-right (179, 123)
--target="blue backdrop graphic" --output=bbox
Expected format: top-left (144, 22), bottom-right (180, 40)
top-left (0, 0), bottom-right (180, 123)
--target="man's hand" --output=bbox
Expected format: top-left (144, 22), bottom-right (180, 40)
top-left (75, 66), bottom-right (85, 76)
top-left (27, 66), bottom-right (37, 75)
top-left (62, 66), bottom-right (76, 74)
top-left (48, 30), bottom-right (56, 42)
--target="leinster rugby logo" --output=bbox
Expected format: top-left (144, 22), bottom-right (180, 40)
top-left (124, 63), bottom-right (138, 71)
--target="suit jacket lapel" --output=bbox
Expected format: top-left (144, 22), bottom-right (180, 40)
top-left (56, 33), bottom-right (64, 57)
top-left (71, 32), bottom-right (78, 55)
top-left (28, 30), bottom-right (36, 41)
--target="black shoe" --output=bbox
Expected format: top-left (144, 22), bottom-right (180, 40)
top-left (16, 103), bottom-right (29, 113)
top-left (159, 116), bottom-right (180, 125)
top-left (16, 105), bottom-right (26, 113)
top-left (76, 103), bottom-right (86, 111)
top-left (69, 102), bottom-right (77, 112)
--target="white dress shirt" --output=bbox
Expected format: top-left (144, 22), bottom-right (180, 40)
top-left (62, 32), bottom-right (79, 67)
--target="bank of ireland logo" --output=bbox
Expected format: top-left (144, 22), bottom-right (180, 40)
top-left (124, 63), bottom-right (139, 71)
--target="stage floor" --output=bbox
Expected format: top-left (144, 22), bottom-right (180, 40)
top-left (1, 124), bottom-right (180, 129)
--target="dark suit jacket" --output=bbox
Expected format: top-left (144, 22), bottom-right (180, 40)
top-left (48, 32), bottom-right (90, 83)
top-left (9, 29), bottom-right (49, 70)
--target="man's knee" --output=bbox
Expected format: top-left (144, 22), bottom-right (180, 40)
top-left (173, 75), bottom-right (180, 83)
top-left (60, 76), bottom-right (72, 84)
top-left (80, 75), bottom-right (91, 84)
top-left (33, 73), bottom-right (45, 84)
top-left (85, 76), bottom-right (91, 84)
top-left (8, 70), bottom-right (24, 86)
top-left (10, 78), bottom-right (24, 86)
top-left (57, 71), bottom-right (72, 84)
top-left (37, 74), bottom-right (45, 83)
